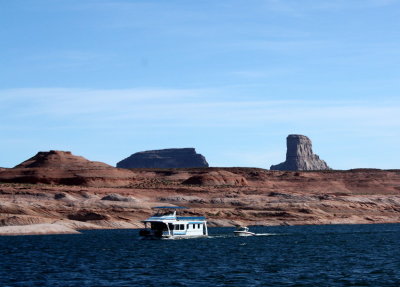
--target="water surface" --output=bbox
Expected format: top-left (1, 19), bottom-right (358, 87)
top-left (1, 224), bottom-right (400, 286)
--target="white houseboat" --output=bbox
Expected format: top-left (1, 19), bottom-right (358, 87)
top-left (139, 206), bottom-right (208, 239)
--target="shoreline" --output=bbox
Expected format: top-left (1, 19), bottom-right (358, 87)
top-left (0, 223), bottom-right (80, 236)
top-left (2, 220), bottom-right (400, 236)
top-left (1, 168), bottom-right (400, 236)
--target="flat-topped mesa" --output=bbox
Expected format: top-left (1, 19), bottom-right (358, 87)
top-left (270, 134), bottom-right (331, 171)
top-left (117, 148), bottom-right (209, 168)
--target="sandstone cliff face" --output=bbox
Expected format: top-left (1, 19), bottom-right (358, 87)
top-left (270, 135), bottom-right (330, 171)
top-left (117, 148), bottom-right (209, 168)
top-left (0, 150), bottom-right (135, 187)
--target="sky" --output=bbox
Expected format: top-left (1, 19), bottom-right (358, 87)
top-left (1, 0), bottom-right (400, 169)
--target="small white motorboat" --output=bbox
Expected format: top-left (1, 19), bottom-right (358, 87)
top-left (233, 226), bottom-right (256, 236)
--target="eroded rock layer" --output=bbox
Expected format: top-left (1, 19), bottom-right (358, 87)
top-left (182, 170), bottom-right (248, 186)
top-left (1, 167), bottom-right (400, 235)
top-left (1, 150), bottom-right (400, 235)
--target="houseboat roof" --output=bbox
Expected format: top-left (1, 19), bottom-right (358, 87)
top-left (176, 216), bottom-right (206, 221)
top-left (142, 216), bottom-right (206, 223)
top-left (142, 206), bottom-right (206, 223)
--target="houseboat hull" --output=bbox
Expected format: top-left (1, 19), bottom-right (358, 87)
top-left (139, 229), bottom-right (208, 240)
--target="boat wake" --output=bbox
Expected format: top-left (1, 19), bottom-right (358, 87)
top-left (254, 233), bottom-right (279, 236)
top-left (207, 233), bottom-right (281, 239)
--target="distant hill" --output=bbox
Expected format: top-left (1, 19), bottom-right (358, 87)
top-left (0, 150), bottom-right (135, 187)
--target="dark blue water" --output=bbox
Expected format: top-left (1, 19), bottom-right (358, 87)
top-left (1, 224), bottom-right (400, 286)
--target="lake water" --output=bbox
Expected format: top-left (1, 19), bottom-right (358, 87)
top-left (1, 224), bottom-right (400, 286)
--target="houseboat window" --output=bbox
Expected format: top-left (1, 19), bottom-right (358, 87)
top-left (168, 223), bottom-right (174, 230)
top-left (192, 224), bottom-right (195, 229)
top-left (187, 224), bottom-right (189, 229)
top-left (198, 224), bottom-right (200, 229)
top-left (175, 224), bottom-right (184, 230)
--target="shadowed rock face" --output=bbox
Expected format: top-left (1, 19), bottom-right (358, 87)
top-left (270, 135), bottom-right (330, 171)
top-left (117, 148), bottom-right (209, 168)
top-left (182, 170), bottom-right (248, 186)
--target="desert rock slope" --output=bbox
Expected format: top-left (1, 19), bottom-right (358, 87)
top-left (0, 150), bottom-right (135, 187)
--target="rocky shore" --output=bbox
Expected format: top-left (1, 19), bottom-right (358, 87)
top-left (1, 167), bottom-right (400, 235)
top-left (0, 150), bottom-right (399, 235)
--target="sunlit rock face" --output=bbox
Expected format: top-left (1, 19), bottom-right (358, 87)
top-left (270, 135), bottom-right (331, 171)
top-left (1, 150), bottom-right (136, 187)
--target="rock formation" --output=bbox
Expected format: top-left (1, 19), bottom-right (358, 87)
top-left (15, 150), bottom-right (110, 169)
top-left (2, 166), bottom-right (400, 234)
top-left (101, 193), bottom-right (136, 202)
top-left (270, 134), bottom-right (330, 171)
top-left (117, 148), bottom-right (209, 168)
top-left (182, 170), bottom-right (248, 186)
top-left (0, 150), bottom-right (135, 187)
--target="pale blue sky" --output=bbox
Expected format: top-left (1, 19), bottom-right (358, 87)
top-left (1, 0), bottom-right (400, 169)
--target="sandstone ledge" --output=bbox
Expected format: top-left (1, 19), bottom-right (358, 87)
top-left (0, 223), bottom-right (80, 236)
